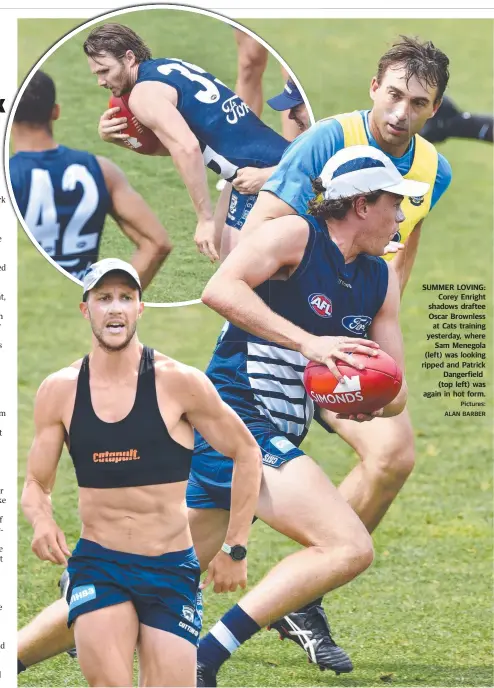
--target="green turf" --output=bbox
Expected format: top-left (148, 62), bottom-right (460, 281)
top-left (17, 13), bottom-right (493, 688)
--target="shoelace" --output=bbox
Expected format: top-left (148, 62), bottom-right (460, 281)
top-left (306, 607), bottom-right (338, 647)
top-left (281, 616), bottom-right (318, 662)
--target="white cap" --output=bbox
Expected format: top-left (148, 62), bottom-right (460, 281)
top-left (319, 145), bottom-right (430, 201)
top-left (82, 258), bottom-right (142, 300)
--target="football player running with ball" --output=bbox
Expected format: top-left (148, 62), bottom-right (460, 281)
top-left (192, 145), bottom-right (421, 685)
top-left (234, 37), bottom-right (452, 668)
top-left (86, 23), bottom-right (288, 262)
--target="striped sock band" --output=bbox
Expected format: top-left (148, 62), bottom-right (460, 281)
top-left (198, 604), bottom-right (261, 671)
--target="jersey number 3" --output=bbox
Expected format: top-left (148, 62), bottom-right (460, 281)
top-left (157, 61), bottom-right (221, 104)
top-left (24, 164), bottom-right (99, 261)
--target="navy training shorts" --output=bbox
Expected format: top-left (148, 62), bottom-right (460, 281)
top-left (225, 187), bottom-right (257, 230)
top-left (187, 420), bottom-right (305, 510)
top-left (66, 539), bottom-right (202, 646)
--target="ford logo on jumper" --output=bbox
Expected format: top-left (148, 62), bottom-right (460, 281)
top-left (342, 315), bottom-right (372, 334)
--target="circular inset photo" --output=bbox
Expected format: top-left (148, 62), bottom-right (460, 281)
top-left (7, 4), bottom-right (313, 306)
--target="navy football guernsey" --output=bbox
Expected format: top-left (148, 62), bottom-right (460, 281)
top-left (10, 146), bottom-right (110, 279)
top-left (135, 58), bottom-right (288, 180)
top-left (203, 214), bottom-right (389, 446)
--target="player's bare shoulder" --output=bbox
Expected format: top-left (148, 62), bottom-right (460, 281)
top-left (153, 351), bottom-right (211, 408)
top-left (35, 359), bottom-right (84, 419)
top-left (260, 214), bottom-right (311, 261)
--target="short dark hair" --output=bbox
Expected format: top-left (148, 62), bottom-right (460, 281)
top-left (14, 71), bottom-right (56, 125)
top-left (83, 23), bottom-right (152, 63)
top-left (307, 177), bottom-right (385, 221)
top-left (377, 35), bottom-right (450, 103)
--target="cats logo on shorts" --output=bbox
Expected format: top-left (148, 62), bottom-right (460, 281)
top-left (182, 605), bottom-right (195, 623)
top-left (309, 293), bottom-right (332, 318)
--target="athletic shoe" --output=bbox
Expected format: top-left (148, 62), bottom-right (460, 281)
top-left (268, 604), bottom-right (353, 674)
top-left (196, 661), bottom-right (218, 687)
top-left (58, 570), bottom-right (77, 659)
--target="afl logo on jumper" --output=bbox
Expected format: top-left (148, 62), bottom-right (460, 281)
top-left (309, 293), bottom-right (332, 318)
top-left (409, 195), bottom-right (425, 207)
top-left (342, 315), bottom-right (373, 334)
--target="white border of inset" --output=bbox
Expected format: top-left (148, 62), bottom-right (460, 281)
top-left (6, 2), bottom-right (315, 308)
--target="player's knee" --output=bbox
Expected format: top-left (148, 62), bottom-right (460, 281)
top-left (238, 49), bottom-right (268, 81)
top-left (359, 427), bottom-right (415, 486)
top-left (370, 440), bottom-right (415, 485)
top-left (348, 528), bottom-right (374, 574)
top-left (316, 526), bottom-right (374, 577)
top-left (332, 533), bottom-right (374, 578)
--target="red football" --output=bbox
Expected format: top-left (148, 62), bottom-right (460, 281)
top-left (304, 351), bottom-right (402, 414)
top-left (108, 93), bottom-right (160, 155)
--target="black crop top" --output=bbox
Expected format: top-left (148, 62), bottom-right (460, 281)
top-left (68, 346), bottom-right (192, 488)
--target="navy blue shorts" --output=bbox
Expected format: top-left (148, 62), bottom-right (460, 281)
top-left (66, 539), bottom-right (202, 646)
top-left (225, 188), bottom-right (257, 230)
top-left (187, 420), bottom-right (304, 510)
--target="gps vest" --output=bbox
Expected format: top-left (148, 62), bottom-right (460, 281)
top-left (332, 111), bottom-right (438, 259)
top-left (69, 346), bottom-right (192, 488)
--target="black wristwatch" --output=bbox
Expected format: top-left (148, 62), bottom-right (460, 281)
top-left (221, 543), bottom-right (247, 561)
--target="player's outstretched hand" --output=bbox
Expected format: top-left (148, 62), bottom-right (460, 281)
top-left (301, 335), bottom-right (381, 383)
top-left (200, 550), bottom-right (247, 593)
top-left (99, 107), bottom-right (129, 144)
top-left (194, 219), bottom-right (220, 262)
top-left (336, 408), bottom-right (384, 423)
top-left (232, 167), bottom-right (266, 195)
top-left (382, 240), bottom-right (404, 255)
top-left (31, 515), bottom-right (71, 566)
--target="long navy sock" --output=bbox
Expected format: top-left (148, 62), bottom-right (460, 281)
top-left (18, 659), bottom-right (26, 674)
top-left (198, 604), bottom-right (260, 671)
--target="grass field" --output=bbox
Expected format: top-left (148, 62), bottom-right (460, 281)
top-left (17, 12), bottom-right (493, 688)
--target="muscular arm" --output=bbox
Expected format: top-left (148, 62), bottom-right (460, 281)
top-left (367, 265), bottom-right (408, 416)
top-left (129, 82), bottom-right (213, 224)
top-left (183, 369), bottom-right (262, 547)
top-left (98, 156), bottom-right (172, 291)
top-left (388, 220), bottom-right (423, 297)
top-left (202, 216), bottom-right (378, 377)
top-left (21, 375), bottom-right (71, 565)
top-left (202, 215), bottom-right (312, 351)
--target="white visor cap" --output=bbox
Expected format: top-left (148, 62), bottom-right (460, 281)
top-left (319, 145), bottom-right (430, 201)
